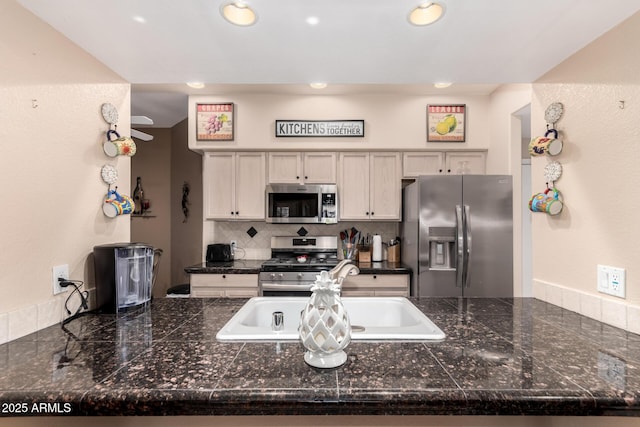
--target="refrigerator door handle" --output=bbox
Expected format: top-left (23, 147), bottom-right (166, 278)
top-left (464, 205), bottom-right (472, 288)
top-left (455, 205), bottom-right (464, 288)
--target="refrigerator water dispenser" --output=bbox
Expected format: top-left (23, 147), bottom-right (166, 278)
top-left (428, 227), bottom-right (456, 271)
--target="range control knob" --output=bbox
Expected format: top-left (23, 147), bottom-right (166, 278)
top-left (297, 273), bottom-right (304, 279)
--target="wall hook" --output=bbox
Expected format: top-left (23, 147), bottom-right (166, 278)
top-left (619, 100), bottom-right (625, 109)
top-left (32, 99), bottom-right (38, 108)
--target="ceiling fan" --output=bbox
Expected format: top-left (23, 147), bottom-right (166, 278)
top-left (100, 103), bottom-right (154, 141)
top-left (131, 116), bottom-right (154, 141)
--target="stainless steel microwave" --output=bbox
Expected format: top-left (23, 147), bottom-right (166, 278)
top-left (266, 184), bottom-right (338, 224)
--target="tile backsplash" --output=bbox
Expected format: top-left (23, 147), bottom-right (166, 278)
top-left (211, 221), bottom-right (400, 260)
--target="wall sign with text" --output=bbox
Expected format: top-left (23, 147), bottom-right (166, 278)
top-left (196, 103), bottom-right (234, 141)
top-left (427, 104), bottom-right (466, 142)
top-left (275, 120), bottom-right (365, 138)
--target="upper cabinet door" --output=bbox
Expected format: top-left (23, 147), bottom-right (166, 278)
top-left (235, 152), bottom-right (266, 219)
top-left (268, 152), bottom-right (336, 184)
top-left (339, 152), bottom-right (401, 221)
top-left (303, 152), bottom-right (336, 184)
top-left (203, 152), bottom-right (235, 219)
top-left (369, 152), bottom-right (401, 220)
top-left (268, 152), bottom-right (302, 184)
top-left (402, 152), bottom-right (445, 177)
top-left (445, 151), bottom-right (486, 174)
top-left (339, 152), bottom-right (371, 220)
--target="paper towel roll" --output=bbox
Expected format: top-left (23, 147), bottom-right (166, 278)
top-left (372, 235), bottom-right (382, 262)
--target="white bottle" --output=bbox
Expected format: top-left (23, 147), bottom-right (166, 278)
top-left (372, 235), bottom-right (382, 262)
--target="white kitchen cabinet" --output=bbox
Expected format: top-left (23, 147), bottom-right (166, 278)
top-left (341, 274), bottom-right (409, 297)
top-left (203, 152), bottom-right (266, 220)
top-left (402, 151), bottom-right (486, 177)
top-left (444, 151), bottom-right (486, 174)
top-left (403, 152), bottom-right (445, 177)
top-left (339, 152), bottom-right (401, 221)
top-left (268, 152), bottom-right (336, 184)
top-left (190, 274), bottom-right (259, 298)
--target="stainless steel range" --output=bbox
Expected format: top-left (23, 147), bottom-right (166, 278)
top-left (259, 236), bottom-right (339, 296)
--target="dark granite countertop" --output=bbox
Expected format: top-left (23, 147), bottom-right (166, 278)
top-left (1, 297), bottom-right (639, 417)
top-left (354, 260), bottom-right (411, 274)
top-left (184, 260), bottom-right (410, 275)
top-left (184, 260), bottom-right (265, 274)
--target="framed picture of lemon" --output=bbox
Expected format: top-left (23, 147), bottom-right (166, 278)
top-left (427, 104), bottom-right (466, 142)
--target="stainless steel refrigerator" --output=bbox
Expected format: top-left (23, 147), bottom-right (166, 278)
top-left (401, 175), bottom-right (513, 297)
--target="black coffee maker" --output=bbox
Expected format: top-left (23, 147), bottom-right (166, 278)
top-left (93, 243), bottom-right (154, 313)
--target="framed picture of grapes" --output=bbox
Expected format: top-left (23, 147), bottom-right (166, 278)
top-left (427, 104), bottom-right (466, 142)
top-left (196, 103), bottom-right (234, 141)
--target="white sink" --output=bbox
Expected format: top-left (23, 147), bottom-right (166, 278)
top-left (216, 297), bottom-right (446, 341)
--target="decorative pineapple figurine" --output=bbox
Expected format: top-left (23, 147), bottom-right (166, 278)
top-left (299, 270), bottom-right (351, 368)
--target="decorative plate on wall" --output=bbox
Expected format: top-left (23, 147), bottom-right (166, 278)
top-left (544, 160), bottom-right (562, 182)
top-left (544, 102), bottom-right (564, 125)
top-left (100, 164), bottom-right (118, 185)
top-left (101, 103), bottom-right (119, 125)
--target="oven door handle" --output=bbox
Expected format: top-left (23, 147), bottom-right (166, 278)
top-left (260, 283), bottom-right (313, 292)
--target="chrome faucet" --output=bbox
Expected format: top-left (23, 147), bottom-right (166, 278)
top-left (328, 259), bottom-right (360, 287)
top-left (271, 311), bottom-right (284, 332)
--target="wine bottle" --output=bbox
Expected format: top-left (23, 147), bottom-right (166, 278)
top-left (133, 176), bottom-right (144, 214)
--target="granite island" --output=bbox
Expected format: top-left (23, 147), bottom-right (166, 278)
top-left (0, 296), bottom-right (639, 426)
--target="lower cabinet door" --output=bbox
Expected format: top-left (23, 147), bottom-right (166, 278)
top-left (189, 274), bottom-right (258, 298)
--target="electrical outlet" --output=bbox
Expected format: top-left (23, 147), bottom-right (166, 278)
top-left (52, 264), bottom-right (69, 295)
top-left (598, 352), bottom-right (626, 388)
top-left (597, 265), bottom-right (626, 298)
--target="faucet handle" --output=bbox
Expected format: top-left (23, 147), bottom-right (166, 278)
top-left (328, 259), bottom-right (353, 279)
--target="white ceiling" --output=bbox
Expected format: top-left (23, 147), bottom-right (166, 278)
top-left (17, 0), bottom-right (640, 127)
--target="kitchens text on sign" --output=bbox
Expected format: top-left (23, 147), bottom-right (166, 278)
top-left (276, 120), bottom-right (365, 137)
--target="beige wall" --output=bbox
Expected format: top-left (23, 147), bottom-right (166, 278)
top-left (488, 84), bottom-right (534, 297)
top-left (170, 119), bottom-right (203, 287)
top-left (130, 120), bottom-right (203, 292)
top-left (531, 12), bottom-right (640, 332)
top-left (0, 1), bottom-right (130, 343)
top-left (188, 94), bottom-right (492, 152)
top-left (131, 129), bottom-right (172, 297)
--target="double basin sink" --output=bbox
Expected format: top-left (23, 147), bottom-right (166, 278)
top-left (216, 297), bottom-right (446, 342)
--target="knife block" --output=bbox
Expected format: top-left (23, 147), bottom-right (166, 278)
top-left (387, 244), bottom-right (400, 263)
top-left (357, 244), bottom-right (371, 263)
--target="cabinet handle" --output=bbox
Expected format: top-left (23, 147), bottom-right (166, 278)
top-left (365, 212), bottom-right (369, 216)
top-left (235, 211), bottom-right (239, 215)
top-left (304, 176), bottom-right (308, 179)
top-left (439, 169), bottom-right (443, 173)
top-left (373, 275), bottom-right (377, 279)
top-left (296, 176), bottom-right (299, 179)
top-left (371, 212), bottom-right (374, 216)
top-left (447, 169), bottom-right (451, 173)
top-left (230, 211), bottom-right (234, 215)
top-left (222, 275), bottom-right (226, 279)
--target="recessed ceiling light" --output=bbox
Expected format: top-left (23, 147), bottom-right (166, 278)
top-left (187, 82), bottom-right (205, 89)
top-left (221, 2), bottom-right (257, 26)
top-left (306, 16), bottom-right (319, 26)
top-left (132, 15), bottom-right (146, 24)
top-left (310, 82), bottom-right (327, 90)
top-left (434, 82), bottom-right (452, 89)
top-left (408, 2), bottom-right (445, 26)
